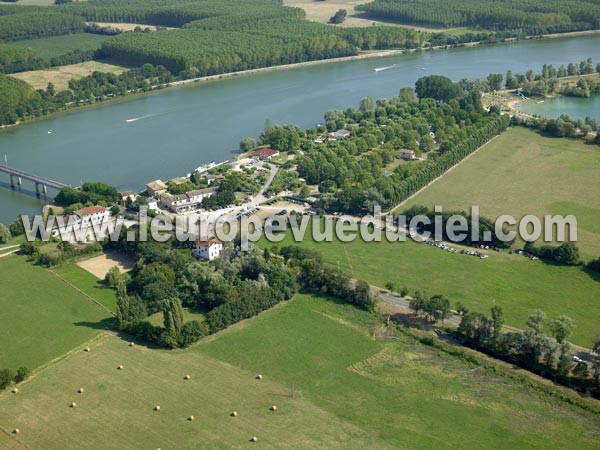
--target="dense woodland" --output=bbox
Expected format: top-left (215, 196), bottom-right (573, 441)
top-left (356, 0), bottom-right (600, 34)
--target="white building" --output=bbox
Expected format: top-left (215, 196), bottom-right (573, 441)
top-left (192, 238), bottom-right (223, 261)
top-left (51, 206), bottom-right (112, 241)
top-left (160, 188), bottom-right (217, 213)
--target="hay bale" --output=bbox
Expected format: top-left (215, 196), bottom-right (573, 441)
top-left (11, 388), bottom-right (18, 394)
top-left (13, 428), bottom-right (19, 434)
top-left (250, 436), bottom-right (258, 442)
top-left (256, 374), bottom-right (263, 380)
top-left (154, 405), bottom-right (161, 411)
top-left (117, 365), bottom-right (124, 370)
top-left (77, 388), bottom-right (84, 394)
top-left (70, 402), bottom-right (77, 408)
top-left (230, 411), bottom-right (238, 417)
top-left (129, 342), bottom-right (135, 347)
top-left (84, 347), bottom-right (90, 352)
top-left (188, 415), bottom-right (195, 421)
top-left (270, 405), bottom-right (277, 411)
top-left (184, 375), bottom-right (191, 380)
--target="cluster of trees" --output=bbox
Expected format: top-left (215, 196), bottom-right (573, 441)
top-left (409, 292), bottom-right (451, 324)
top-left (401, 205), bottom-right (511, 247)
top-left (109, 237), bottom-right (299, 348)
top-left (55, 182), bottom-right (119, 208)
top-left (356, 0), bottom-right (600, 34)
top-left (296, 76), bottom-right (508, 214)
top-left (510, 114), bottom-right (600, 143)
top-left (0, 367), bottom-right (30, 390)
top-left (21, 240), bottom-right (103, 267)
top-left (457, 305), bottom-right (600, 392)
top-left (281, 245), bottom-right (377, 311)
top-left (504, 58), bottom-right (598, 96)
top-left (0, 63), bottom-right (172, 126)
top-left (523, 241), bottom-right (580, 266)
top-left (329, 9), bottom-right (347, 25)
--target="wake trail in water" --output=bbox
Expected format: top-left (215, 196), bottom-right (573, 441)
top-left (374, 64), bottom-right (398, 72)
top-left (125, 114), bottom-right (157, 123)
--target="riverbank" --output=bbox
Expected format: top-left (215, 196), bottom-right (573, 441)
top-left (5, 29), bottom-right (600, 132)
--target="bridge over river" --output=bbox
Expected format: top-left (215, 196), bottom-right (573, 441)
top-left (0, 164), bottom-right (70, 197)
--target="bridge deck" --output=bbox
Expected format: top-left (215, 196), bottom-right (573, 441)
top-left (0, 164), bottom-right (68, 190)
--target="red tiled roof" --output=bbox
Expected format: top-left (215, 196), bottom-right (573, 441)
top-left (252, 148), bottom-right (279, 158)
top-left (196, 238), bottom-right (222, 247)
top-left (75, 206), bottom-right (108, 216)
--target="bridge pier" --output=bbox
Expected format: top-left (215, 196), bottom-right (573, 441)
top-left (9, 175), bottom-right (22, 189)
top-left (35, 182), bottom-right (47, 198)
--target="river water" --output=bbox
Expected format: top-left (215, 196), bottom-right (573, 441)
top-left (518, 94), bottom-right (600, 120)
top-left (1, 34), bottom-right (599, 223)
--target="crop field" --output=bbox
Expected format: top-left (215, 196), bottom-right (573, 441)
top-left (403, 127), bottom-right (600, 258)
top-left (4, 33), bottom-right (109, 60)
top-left (0, 255), bottom-right (111, 370)
top-left (260, 225), bottom-right (600, 346)
top-left (9, 60), bottom-right (127, 90)
top-left (1, 295), bottom-right (598, 449)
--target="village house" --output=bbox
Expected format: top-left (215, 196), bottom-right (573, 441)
top-left (331, 129), bottom-right (351, 139)
top-left (146, 180), bottom-right (168, 197)
top-left (400, 150), bottom-right (417, 161)
top-left (120, 191), bottom-right (137, 204)
top-left (192, 238), bottom-right (223, 261)
top-left (74, 205), bottom-right (112, 228)
top-left (51, 206), bottom-right (112, 238)
top-left (160, 187), bottom-right (217, 213)
top-left (252, 148), bottom-right (280, 160)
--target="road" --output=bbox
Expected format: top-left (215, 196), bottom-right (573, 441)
top-left (373, 287), bottom-right (594, 359)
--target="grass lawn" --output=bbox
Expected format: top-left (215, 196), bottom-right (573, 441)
top-left (0, 255), bottom-right (111, 370)
top-left (403, 127), bottom-right (600, 258)
top-left (260, 225), bottom-right (600, 346)
top-left (5, 33), bottom-right (109, 60)
top-left (9, 60), bottom-right (127, 91)
top-left (53, 263), bottom-right (118, 313)
top-left (146, 306), bottom-right (207, 327)
top-left (198, 296), bottom-right (600, 448)
top-left (1, 295), bottom-right (598, 449)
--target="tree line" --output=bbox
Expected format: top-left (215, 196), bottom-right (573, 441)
top-left (0, 63), bottom-right (173, 126)
top-left (356, 0), bottom-right (600, 34)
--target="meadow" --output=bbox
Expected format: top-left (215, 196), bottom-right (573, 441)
top-left (261, 226), bottom-right (600, 346)
top-left (0, 255), bottom-right (111, 370)
top-left (10, 60), bottom-right (126, 90)
top-left (53, 263), bottom-right (118, 312)
top-left (403, 127), bottom-right (600, 258)
top-left (1, 295), bottom-right (598, 449)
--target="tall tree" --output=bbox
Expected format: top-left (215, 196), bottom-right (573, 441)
top-left (549, 315), bottom-right (574, 343)
top-left (163, 297), bottom-right (184, 339)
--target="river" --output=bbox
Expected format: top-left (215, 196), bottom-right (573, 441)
top-left (1, 34), bottom-right (600, 223)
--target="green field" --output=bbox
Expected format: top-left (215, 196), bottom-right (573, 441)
top-left (403, 127), bottom-right (600, 258)
top-left (53, 263), bottom-right (118, 312)
top-left (261, 226), bottom-right (600, 346)
top-left (5, 33), bottom-right (108, 59)
top-left (0, 255), bottom-right (111, 370)
top-left (2, 295), bottom-right (598, 449)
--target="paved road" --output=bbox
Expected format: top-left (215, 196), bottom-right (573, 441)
top-left (373, 287), bottom-right (593, 358)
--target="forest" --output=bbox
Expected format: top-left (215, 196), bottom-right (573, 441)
top-left (356, 0), bottom-right (600, 34)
